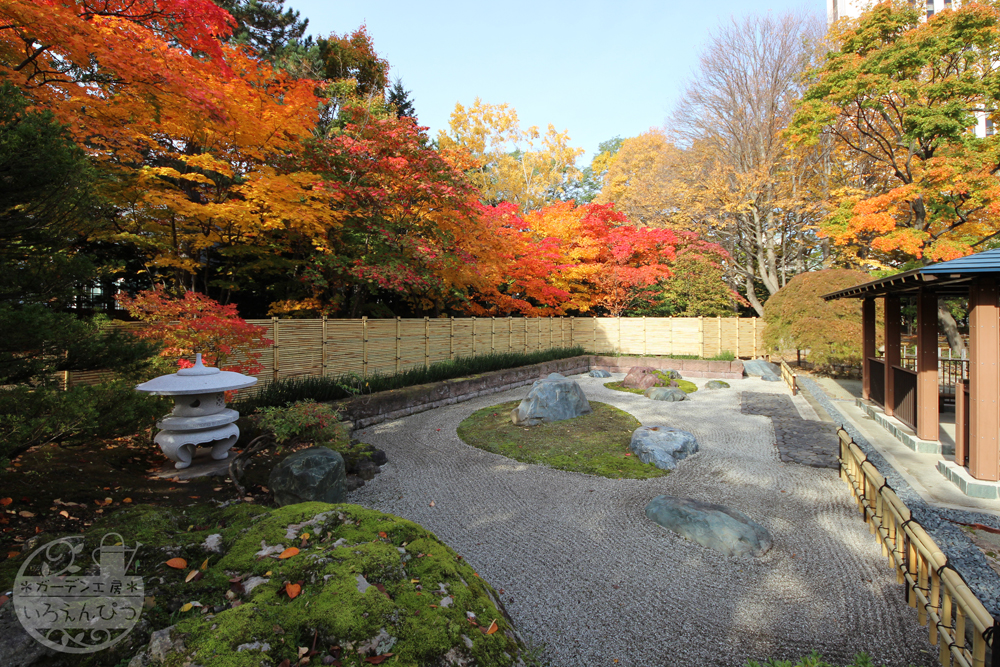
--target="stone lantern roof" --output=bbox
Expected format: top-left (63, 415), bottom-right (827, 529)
top-left (135, 354), bottom-right (258, 396)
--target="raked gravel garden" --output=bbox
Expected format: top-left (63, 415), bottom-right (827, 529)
top-left (348, 372), bottom-right (939, 667)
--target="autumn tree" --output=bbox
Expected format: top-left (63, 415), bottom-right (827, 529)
top-left (438, 98), bottom-right (584, 211)
top-left (564, 136), bottom-right (624, 204)
top-left (791, 1), bottom-right (1000, 264)
top-left (789, 1), bottom-right (1000, 352)
top-left (665, 11), bottom-right (828, 315)
top-left (595, 129), bottom-right (677, 227)
top-left (213, 0), bottom-right (309, 60)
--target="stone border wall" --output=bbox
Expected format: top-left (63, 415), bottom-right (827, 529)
top-left (589, 356), bottom-right (744, 380)
top-left (338, 355), bottom-right (743, 430)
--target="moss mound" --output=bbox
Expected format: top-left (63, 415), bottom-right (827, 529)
top-left (457, 401), bottom-right (667, 479)
top-left (2, 503), bottom-right (525, 667)
top-left (604, 374), bottom-right (698, 396)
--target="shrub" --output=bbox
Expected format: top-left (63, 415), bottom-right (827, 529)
top-left (763, 269), bottom-right (881, 370)
top-left (235, 346), bottom-right (587, 414)
top-left (253, 400), bottom-right (368, 466)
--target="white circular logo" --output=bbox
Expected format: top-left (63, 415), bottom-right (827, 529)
top-left (13, 533), bottom-right (143, 654)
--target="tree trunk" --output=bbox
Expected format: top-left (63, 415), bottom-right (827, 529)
top-left (745, 275), bottom-right (765, 316)
top-left (937, 302), bottom-right (966, 354)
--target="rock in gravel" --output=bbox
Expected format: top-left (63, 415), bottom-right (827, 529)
top-left (743, 359), bottom-right (781, 382)
top-left (510, 373), bottom-right (591, 426)
top-left (630, 426), bottom-right (698, 470)
top-left (269, 447), bottom-right (347, 507)
top-left (622, 366), bottom-right (664, 390)
top-left (661, 369), bottom-right (682, 380)
top-left (644, 387), bottom-right (688, 402)
top-left (588, 369), bottom-right (612, 378)
top-left (645, 495), bottom-right (773, 557)
top-left (704, 380), bottom-right (730, 390)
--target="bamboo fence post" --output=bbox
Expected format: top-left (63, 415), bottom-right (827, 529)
top-left (362, 317), bottom-right (368, 378)
top-left (471, 317), bottom-right (476, 356)
top-left (699, 316), bottom-right (705, 359)
top-left (395, 317), bottom-right (401, 373)
top-left (669, 318), bottom-right (674, 356)
top-left (753, 318), bottom-right (758, 358)
top-left (524, 318), bottom-right (528, 353)
top-left (643, 316), bottom-right (647, 356)
top-left (424, 316), bottom-right (430, 369)
top-left (491, 317), bottom-right (495, 353)
top-left (321, 316), bottom-right (328, 376)
top-left (450, 317), bottom-right (454, 361)
top-left (549, 316), bottom-right (553, 349)
top-left (508, 317), bottom-right (512, 351)
top-left (717, 315), bottom-right (722, 356)
top-left (592, 317), bottom-right (597, 352)
top-left (736, 319), bottom-right (741, 358)
top-left (272, 316), bottom-right (279, 381)
top-left (940, 590), bottom-right (952, 664)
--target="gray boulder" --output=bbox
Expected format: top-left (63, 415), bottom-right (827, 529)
top-left (743, 359), bottom-right (781, 382)
top-left (705, 380), bottom-right (730, 390)
top-left (644, 387), bottom-right (688, 402)
top-left (588, 369), bottom-right (612, 378)
top-left (662, 369), bottom-right (682, 380)
top-left (630, 426), bottom-right (698, 470)
top-left (511, 373), bottom-right (591, 426)
top-left (269, 447), bottom-right (347, 507)
top-left (645, 495), bottom-right (772, 557)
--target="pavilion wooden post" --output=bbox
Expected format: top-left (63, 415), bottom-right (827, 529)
top-left (884, 296), bottom-right (901, 417)
top-left (916, 289), bottom-right (940, 442)
top-left (969, 278), bottom-right (1000, 480)
top-left (862, 298), bottom-right (876, 400)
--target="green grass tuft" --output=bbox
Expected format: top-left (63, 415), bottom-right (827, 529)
top-left (457, 400), bottom-right (667, 479)
top-left (235, 346), bottom-right (586, 414)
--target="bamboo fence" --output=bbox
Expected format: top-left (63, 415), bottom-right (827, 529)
top-left (64, 316), bottom-right (763, 388)
top-left (839, 428), bottom-right (998, 666)
top-left (780, 359), bottom-right (797, 396)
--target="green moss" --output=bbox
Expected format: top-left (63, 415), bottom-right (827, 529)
top-left (457, 401), bottom-right (667, 479)
top-left (604, 373), bottom-right (698, 395)
top-left (4, 502), bottom-right (524, 666)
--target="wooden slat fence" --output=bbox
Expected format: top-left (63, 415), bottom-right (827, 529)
top-left (839, 428), bottom-right (997, 667)
top-left (65, 316), bottom-right (763, 388)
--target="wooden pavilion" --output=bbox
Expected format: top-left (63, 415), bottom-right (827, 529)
top-left (823, 249), bottom-right (1000, 486)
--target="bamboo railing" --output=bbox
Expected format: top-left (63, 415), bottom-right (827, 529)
top-left (839, 428), bottom-right (997, 666)
top-left (780, 359), bottom-right (797, 396)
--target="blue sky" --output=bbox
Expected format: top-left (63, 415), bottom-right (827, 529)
top-left (285, 0), bottom-right (822, 163)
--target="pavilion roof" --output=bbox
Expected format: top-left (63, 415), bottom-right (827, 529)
top-left (822, 249), bottom-right (1000, 300)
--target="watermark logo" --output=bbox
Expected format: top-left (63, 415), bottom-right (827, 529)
top-left (13, 533), bottom-right (143, 654)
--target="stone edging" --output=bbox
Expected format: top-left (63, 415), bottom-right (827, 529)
top-left (337, 355), bottom-right (744, 429)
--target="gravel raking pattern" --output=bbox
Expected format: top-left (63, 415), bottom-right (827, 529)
top-left (350, 375), bottom-right (937, 667)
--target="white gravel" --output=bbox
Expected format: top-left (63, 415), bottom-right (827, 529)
top-left (349, 374), bottom-right (938, 667)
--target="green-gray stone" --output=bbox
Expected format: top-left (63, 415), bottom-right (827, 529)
top-left (269, 447), bottom-right (347, 507)
top-left (705, 380), bottom-right (730, 390)
top-left (644, 387), bottom-right (688, 402)
top-left (645, 495), bottom-right (772, 557)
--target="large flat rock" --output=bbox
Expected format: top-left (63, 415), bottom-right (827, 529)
top-left (645, 495), bottom-right (772, 557)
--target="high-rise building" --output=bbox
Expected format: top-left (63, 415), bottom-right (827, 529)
top-left (828, 0), bottom-right (955, 24)
top-left (826, 0), bottom-right (990, 136)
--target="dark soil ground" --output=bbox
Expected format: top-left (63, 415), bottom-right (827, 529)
top-left (0, 431), bottom-right (299, 565)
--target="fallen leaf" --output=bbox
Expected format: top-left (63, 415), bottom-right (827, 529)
top-left (143, 596), bottom-right (155, 609)
top-left (18, 511), bottom-right (34, 518)
top-left (429, 501), bottom-right (435, 507)
top-left (279, 660), bottom-right (291, 667)
top-left (378, 531), bottom-right (387, 538)
top-left (180, 603), bottom-right (193, 612)
top-left (279, 547), bottom-right (300, 559)
top-left (265, 570), bottom-right (272, 576)
top-left (6, 552), bottom-right (18, 559)
top-left (0, 594), bottom-right (8, 608)
top-left (200, 558), bottom-right (210, 570)
top-left (285, 583), bottom-right (301, 599)
top-left (59, 511), bottom-right (69, 518)
top-left (185, 570), bottom-right (203, 583)
top-left (365, 655), bottom-right (393, 664)
top-left (486, 620), bottom-right (499, 635)
top-left (298, 647), bottom-right (309, 658)
top-left (123, 498), bottom-right (132, 503)
top-left (0, 498), bottom-right (11, 507)
top-left (165, 558), bottom-right (187, 569)
top-left (301, 533), bottom-right (310, 541)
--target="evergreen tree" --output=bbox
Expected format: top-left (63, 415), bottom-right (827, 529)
top-left (213, 0), bottom-right (310, 60)
top-left (387, 78), bottom-right (416, 119)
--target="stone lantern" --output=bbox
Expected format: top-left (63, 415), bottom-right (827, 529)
top-left (136, 354), bottom-right (258, 470)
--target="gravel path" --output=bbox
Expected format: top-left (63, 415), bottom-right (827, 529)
top-left (350, 374), bottom-right (937, 667)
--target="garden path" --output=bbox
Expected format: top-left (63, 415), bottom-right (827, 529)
top-left (349, 374), bottom-right (937, 667)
